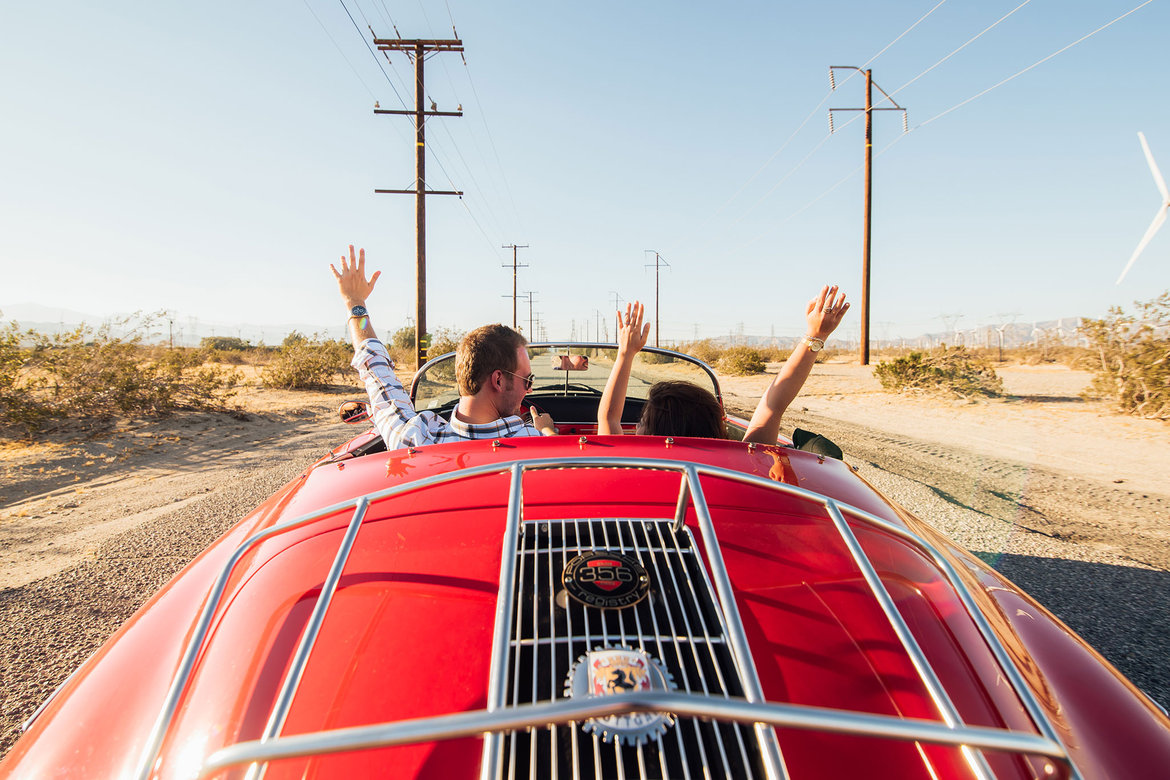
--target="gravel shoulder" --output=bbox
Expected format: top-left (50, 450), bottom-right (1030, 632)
top-left (2, 363), bottom-right (1168, 758)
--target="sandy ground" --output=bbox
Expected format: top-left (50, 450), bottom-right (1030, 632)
top-left (2, 360), bottom-right (1168, 758)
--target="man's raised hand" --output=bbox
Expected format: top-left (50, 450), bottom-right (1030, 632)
top-left (330, 245), bottom-right (382, 307)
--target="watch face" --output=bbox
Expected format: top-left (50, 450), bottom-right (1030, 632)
top-left (806, 338), bottom-right (823, 352)
top-left (351, 305), bottom-right (368, 317)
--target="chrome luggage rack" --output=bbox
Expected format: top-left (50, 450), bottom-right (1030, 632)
top-left (128, 456), bottom-right (1081, 780)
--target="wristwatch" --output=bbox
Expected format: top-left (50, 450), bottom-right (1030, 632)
top-left (802, 336), bottom-right (825, 352)
top-left (349, 305), bottom-right (368, 319)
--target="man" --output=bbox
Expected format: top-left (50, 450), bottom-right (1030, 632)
top-left (332, 245), bottom-right (556, 449)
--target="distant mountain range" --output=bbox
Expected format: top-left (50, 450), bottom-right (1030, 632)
top-left (0, 303), bottom-right (345, 346)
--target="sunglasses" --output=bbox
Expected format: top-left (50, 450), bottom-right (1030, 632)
top-left (500, 368), bottom-right (535, 390)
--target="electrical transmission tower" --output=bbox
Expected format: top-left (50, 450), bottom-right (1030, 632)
top-left (373, 37), bottom-right (465, 366)
top-left (501, 244), bottom-right (529, 330)
top-left (829, 66), bottom-right (908, 366)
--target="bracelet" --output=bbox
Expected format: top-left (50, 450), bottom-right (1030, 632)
top-left (802, 336), bottom-right (825, 352)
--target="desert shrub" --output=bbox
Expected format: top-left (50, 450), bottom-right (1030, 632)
top-left (679, 339), bottom-right (723, 365)
top-left (429, 327), bottom-right (463, 358)
top-left (874, 347), bottom-right (1004, 398)
top-left (717, 346), bottom-right (766, 376)
top-left (200, 336), bottom-right (254, 365)
top-left (262, 333), bottom-right (354, 390)
top-left (0, 320), bottom-right (55, 431)
top-left (0, 313), bottom-right (241, 434)
top-left (41, 318), bottom-right (241, 416)
top-left (639, 350), bottom-right (674, 365)
top-left (1080, 293), bottom-right (1170, 419)
top-left (755, 345), bottom-right (789, 364)
top-left (201, 336), bottom-right (250, 351)
top-left (391, 325), bottom-right (416, 350)
top-left (421, 328), bottom-right (464, 381)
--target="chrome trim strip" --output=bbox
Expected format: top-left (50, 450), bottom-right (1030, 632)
top-left (198, 692), bottom-right (1070, 778)
top-left (826, 500), bottom-right (994, 780)
top-left (481, 464), bottom-right (525, 780)
top-left (672, 473), bottom-right (690, 533)
top-left (685, 466), bottom-right (787, 780)
top-left (248, 497), bottom-right (370, 780)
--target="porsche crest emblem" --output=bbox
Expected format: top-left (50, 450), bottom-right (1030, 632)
top-left (564, 647), bottom-right (676, 745)
top-left (562, 551), bottom-right (649, 609)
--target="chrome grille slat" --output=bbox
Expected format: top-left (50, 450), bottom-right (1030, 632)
top-left (497, 517), bottom-right (766, 780)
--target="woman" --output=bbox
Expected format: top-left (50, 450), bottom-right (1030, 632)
top-left (597, 286), bottom-right (849, 444)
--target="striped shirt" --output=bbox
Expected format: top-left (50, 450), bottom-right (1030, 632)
top-left (352, 338), bottom-right (542, 450)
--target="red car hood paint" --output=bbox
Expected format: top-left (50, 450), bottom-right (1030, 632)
top-left (4, 434), bottom-right (1169, 779)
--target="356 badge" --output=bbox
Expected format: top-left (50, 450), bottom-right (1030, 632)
top-left (562, 551), bottom-right (650, 609)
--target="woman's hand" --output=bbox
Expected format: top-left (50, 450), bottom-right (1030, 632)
top-left (806, 285), bottom-right (849, 340)
top-left (616, 301), bottom-right (651, 357)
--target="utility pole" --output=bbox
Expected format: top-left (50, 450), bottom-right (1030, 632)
top-left (373, 37), bottom-right (464, 367)
top-left (643, 250), bottom-right (670, 347)
top-left (523, 291), bottom-right (536, 338)
top-left (501, 244), bottom-right (529, 329)
top-left (594, 309), bottom-right (603, 341)
top-left (829, 66), bottom-right (907, 366)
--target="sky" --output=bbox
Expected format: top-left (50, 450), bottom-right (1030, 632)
top-left (1, 0), bottom-right (1167, 345)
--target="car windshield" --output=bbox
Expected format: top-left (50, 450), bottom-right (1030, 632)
top-left (411, 344), bottom-right (720, 412)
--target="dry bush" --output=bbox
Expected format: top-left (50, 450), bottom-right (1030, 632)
top-left (677, 339), bottom-right (723, 365)
top-left (874, 347), bottom-right (1004, 399)
top-left (638, 350), bottom-right (675, 365)
top-left (717, 346), bottom-right (767, 376)
top-left (0, 313), bottom-right (241, 435)
top-left (262, 332), bottom-right (354, 390)
top-left (1080, 293), bottom-right (1170, 419)
top-left (755, 345), bottom-right (790, 364)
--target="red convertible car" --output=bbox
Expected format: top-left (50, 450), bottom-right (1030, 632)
top-left (3, 344), bottom-right (1169, 779)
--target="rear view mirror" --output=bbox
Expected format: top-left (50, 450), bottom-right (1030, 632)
top-left (338, 400), bottom-right (372, 425)
top-left (553, 354), bottom-right (589, 371)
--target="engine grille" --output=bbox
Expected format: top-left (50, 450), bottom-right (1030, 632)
top-left (496, 518), bottom-right (767, 780)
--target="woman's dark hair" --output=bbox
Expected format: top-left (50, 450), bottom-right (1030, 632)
top-left (636, 381), bottom-right (726, 439)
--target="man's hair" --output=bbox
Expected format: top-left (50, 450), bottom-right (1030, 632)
top-left (456, 324), bottom-right (528, 396)
top-left (636, 381), bottom-right (726, 439)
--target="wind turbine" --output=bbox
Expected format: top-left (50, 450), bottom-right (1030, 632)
top-left (1117, 132), bottom-right (1170, 284)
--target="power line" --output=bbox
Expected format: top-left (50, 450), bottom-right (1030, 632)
top-left (885, 0), bottom-right (1036, 102)
top-left (337, 0), bottom-right (406, 107)
top-left (915, 0), bottom-right (1154, 132)
top-left (300, 0), bottom-right (378, 101)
